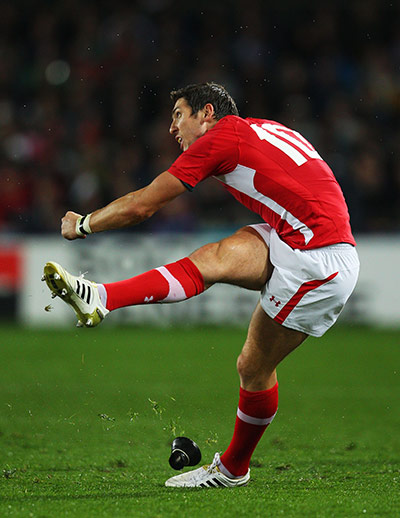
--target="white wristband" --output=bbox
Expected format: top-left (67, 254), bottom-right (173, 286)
top-left (75, 214), bottom-right (92, 237)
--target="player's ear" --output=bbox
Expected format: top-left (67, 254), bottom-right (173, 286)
top-left (202, 103), bottom-right (215, 121)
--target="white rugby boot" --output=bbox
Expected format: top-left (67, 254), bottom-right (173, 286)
top-left (42, 261), bottom-right (109, 328)
top-left (165, 452), bottom-right (250, 488)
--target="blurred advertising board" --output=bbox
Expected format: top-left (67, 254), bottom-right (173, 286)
top-left (5, 233), bottom-right (399, 329)
top-left (0, 243), bottom-right (23, 319)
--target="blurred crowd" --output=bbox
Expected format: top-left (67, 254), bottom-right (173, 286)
top-left (0, 0), bottom-right (399, 235)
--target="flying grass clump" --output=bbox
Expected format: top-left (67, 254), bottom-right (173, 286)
top-left (148, 399), bottom-right (165, 419)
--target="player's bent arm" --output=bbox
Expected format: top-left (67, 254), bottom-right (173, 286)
top-left (61, 172), bottom-right (186, 239)
top-left (89, 171), bottom-right (187, 232)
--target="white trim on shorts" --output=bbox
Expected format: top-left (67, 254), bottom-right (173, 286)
top-left (249, 224), bottom-right (360, 337)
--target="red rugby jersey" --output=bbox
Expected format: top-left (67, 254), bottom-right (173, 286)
top-left (168, 115), bottom-right (356, 250)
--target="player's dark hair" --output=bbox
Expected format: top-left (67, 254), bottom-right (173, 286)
top-left (170, 82), bottom-right (239, 120)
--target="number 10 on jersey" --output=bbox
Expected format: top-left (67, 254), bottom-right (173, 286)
top-left (250, 123), bottom-right (322, 166)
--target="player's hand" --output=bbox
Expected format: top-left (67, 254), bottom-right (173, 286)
top-left (61, 211), bottom-right (85, 240)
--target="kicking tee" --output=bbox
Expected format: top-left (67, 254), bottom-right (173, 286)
top-left (168, 115), bottom-right (356, 250)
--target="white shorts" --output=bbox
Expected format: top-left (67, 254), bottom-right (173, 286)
top-left (249, 224), bottom-right (360, 337)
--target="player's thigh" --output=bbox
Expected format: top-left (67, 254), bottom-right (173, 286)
top-left (240, 303), bottom-right (308, 375)
top-left (189, 226), bottom-right (272, 289)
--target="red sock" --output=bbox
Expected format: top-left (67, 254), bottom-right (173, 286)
top-left (103, 257), bottom-right (204, 311)
top-left (220, 383), bottom-right (278, 477)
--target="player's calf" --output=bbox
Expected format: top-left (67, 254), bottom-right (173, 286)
top-left (189, 227), bottom-right (271, 290)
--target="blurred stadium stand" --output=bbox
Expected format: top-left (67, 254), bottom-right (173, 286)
top-left (0, 0), bottom-right (398, 235)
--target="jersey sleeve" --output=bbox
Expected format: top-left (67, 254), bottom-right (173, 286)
top-left (168, 117), bottom-right (239, 189)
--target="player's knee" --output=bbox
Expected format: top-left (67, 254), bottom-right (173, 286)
top-left (217, 234), bottom-right (248, 261)
top-left (236, 352), bottom-right (259, 385)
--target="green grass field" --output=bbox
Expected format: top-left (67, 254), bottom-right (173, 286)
top-left (0, 324), bottom-right (399, 517)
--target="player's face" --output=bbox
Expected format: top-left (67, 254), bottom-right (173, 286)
top-left (169, 98), bottom-right (209, 152)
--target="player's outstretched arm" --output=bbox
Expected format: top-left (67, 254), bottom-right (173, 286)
top-left (61, 171), bottom-right (187, 240)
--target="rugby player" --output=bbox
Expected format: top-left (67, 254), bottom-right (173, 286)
top-left (43, 82), bottom-right (359, 488)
